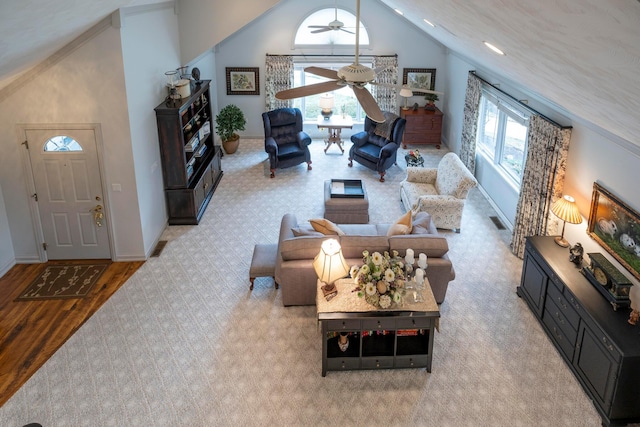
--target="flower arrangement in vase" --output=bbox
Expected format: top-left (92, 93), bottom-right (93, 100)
top-left (407, 149), bottom-right (422, 162)
top-left (351, 250), bottom-right (406, 309)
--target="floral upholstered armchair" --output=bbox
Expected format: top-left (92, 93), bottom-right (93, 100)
top-left (400, 152), bottom-right (477, 232)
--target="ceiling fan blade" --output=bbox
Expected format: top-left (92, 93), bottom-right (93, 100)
top-left (353, 86), bottom-right (385, 123)
top-left (276, 81), bottom-right (342, 100)
top-left (305, 66), bottom-right (339, 80)
top-left (311, 28), bottom-right (332, 34)
top-left (308, 25), bottom-right (329, 28)
top-left (339, 28), bottom-right (355, 34)
top-left (371, 82), bottom-right (445, 96)
top-left (409, 88), bottom-right (444, 95)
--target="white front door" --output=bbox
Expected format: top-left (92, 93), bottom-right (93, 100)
top-left (26, 128), bottom-right (110, 259)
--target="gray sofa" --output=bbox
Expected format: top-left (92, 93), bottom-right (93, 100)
top-left (275, 212), bottom-right (456, 306)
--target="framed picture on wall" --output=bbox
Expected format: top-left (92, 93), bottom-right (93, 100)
top-left (226, 67), bottom-right (260, 95)
top-left (587, 182), bottom-right (640, 281)
top-left (403, 68), bottom-right (436, 96)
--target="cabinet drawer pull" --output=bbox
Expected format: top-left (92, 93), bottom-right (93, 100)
top-left (377, 321), bottom-right (382, 328)
top-left (409, 358), bottom-right (414, 366)
top-left (555, 312), bottom-right (564, 324)
top-left (557, 297), bottom-right (567, 309)
top-left (376, 360), bottom-right (380, 368)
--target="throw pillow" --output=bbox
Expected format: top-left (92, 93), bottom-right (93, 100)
top-left (411, 212), bottom-right (434, 234)
top-left (291, 227), bottom-right (323, 237)
top-left (387, 211), bottom-right (412, 236)
top-left (309, 218), bottom-right (345, 236)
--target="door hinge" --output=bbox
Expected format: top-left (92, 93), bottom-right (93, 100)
top-left (32, 193), bottom-right (38, 202)
top-left (42, 242), bottom-right (47, 251)
top-left (22, 140), bottom-right (29, 150)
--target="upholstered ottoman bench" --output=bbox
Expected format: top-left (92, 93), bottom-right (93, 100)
top-left (249, 243), bottom-right (278, 290)
top-left (323, 180), bottom-right (369, 224)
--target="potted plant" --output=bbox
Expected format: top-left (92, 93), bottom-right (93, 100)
top-left (215, 104), bottom-right (246, 154)
top-left (424, 93), bottom-right (439, 110)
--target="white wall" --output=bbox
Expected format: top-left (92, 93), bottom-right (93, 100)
top-left (0, 21), bottom-right (148, 262)
top-left (177, 0), bottom-right (280, 66)
top-left (212, 0), bottom-right (447, 138)
top-left (0, 184), bottom-right (15, 276)
top-left (442, 51), bottom-right (640, 291)
top-left (120, 4), bottom-right (182, 257)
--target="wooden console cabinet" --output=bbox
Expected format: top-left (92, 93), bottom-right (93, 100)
top-left (518, 236), bottom-right (640, 426)
top-left (400, 107), bottom-right (443, 149)
top-left (154, 80), bottom-right (223, 225)
top-left (317, 279), bottom-right (439, 377)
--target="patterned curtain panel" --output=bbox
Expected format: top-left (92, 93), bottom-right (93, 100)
top-left (510, 115), bottom-right (572, 258)
top-left (459, 71), bottom-right (482, 173)
top-left (265, 55), bottom-right (294, 111)
top-left (371, 55), bottom-right (398, 113)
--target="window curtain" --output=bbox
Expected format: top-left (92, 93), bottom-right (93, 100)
top-left (265, 55), bottom-right (294, 111)
top-left (510, 115), bottom-right (572, 258)
top-left (371, 55), bottom-right (398, 113)
top-left (459, 71), bottom-right (482, 173)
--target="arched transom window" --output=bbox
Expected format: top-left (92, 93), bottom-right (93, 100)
top-left (44, 135), bottom-right (83, 152)
top-left (294, 8), bottom-right (369, 46)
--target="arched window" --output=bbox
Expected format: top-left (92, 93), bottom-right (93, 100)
top-left (294, 8), bottom-right (369, 47)
top-left (293, 8), bottom-right (370, 122)
top-left (44, 135), bottom-right (83, 152)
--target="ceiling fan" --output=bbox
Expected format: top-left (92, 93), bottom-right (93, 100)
top-left (308, 1), bottom-right (354, 34)
top-left (278, 0), bottom-right (442, 123)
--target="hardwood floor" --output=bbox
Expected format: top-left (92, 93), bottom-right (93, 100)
top-left (0, 260), bottom-right (143, 407)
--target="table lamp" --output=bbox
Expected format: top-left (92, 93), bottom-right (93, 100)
top-left (550, 195), bottom-right (582, 247)
top-left (400, 87), bottom-right (413, 110)
top-left (313, 238), bottom-right (349, 298)
top-left (319, 93), bottom-right (335, 120)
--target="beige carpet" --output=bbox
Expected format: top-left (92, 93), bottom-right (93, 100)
top-left (0, 139), bottom-right (612, 426)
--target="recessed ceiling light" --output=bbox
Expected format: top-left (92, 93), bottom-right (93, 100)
top-left (483, 41), bottom-right (505, 55)
top-left (394, 8), bottom-right (403, 16)
top-left (423, 18), bottom-right (435, 27)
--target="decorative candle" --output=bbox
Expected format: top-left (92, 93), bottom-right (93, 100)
top-left (415, 268), bottom-right (424, 285)
top-left (405, 249), bottom-right (415, 265)
top-left (418, 253), bottom-right (428, 269)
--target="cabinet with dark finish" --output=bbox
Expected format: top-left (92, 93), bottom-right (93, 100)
top-left (518, 236), bottom-right (640, 426)
top-left (399, 107), bottom-right (443, 148)
top-left (154, 80), bottom-right (223, 224)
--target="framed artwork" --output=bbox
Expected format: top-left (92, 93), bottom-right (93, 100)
top-left (587, 182), bottom-right (640, 281)
top-left (226, 67), bottom-right (259, 95)
top-left (403, 68), bottom-right (436, 96)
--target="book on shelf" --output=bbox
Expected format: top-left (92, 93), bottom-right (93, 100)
top-left (195, 143), bottom-right (207, 158)
top-left (185, 134), bottom-right (200, 152)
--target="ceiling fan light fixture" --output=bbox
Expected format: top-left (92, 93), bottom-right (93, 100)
top-left (483, 41), bottom-right (505, 55)
top-left (337, 64), bottom-right (376, 83)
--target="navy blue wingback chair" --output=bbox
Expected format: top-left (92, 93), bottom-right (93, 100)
top-left (262, 108), bottom-right (312, 178)
top-left (348, 113), bottom-right (406, 182)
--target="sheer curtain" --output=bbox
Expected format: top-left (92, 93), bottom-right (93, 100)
top-left (371, 55), bottom-right (398, 113)
top-left (510, 115), bottom-right (572, 258)
top-left (265, 55), bottom-right (294, 111)
top-left (459, 71), bottom-right (482, 173)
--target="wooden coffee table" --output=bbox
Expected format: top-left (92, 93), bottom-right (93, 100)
top-left (316, 278), bottom-right (440, 376)
top-left (317, 115), bottom-right (353, 153)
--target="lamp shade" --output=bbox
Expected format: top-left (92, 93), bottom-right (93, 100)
top-left (399, 87), bottom-right (413, 98)
top-left (319, 93), bottom-right (335, 111)
top-left (551, 195), bottom-right (582, 224)
top-left (313, 239), bottom-right (349, 285)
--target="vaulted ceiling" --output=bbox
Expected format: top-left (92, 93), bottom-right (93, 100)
top-left (1, 0), bottom-right (639, 148)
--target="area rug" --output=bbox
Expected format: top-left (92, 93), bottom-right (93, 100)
top-left (16, 263), bottom-right (110, 300)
